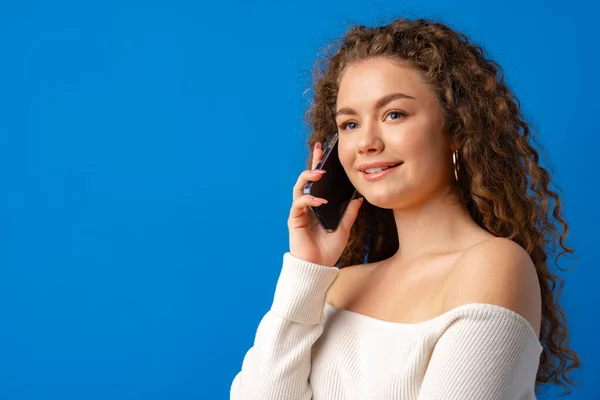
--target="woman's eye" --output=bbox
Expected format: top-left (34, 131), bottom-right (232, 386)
top-left (386, 111), bottom-right (405, 121)
top-left (341, 121), bottom-right (359, 130)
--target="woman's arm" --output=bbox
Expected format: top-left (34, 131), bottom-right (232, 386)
top-left (418, 238), bottom-right (543, 399)
top-left (230, 252), bottom-right (338, 400)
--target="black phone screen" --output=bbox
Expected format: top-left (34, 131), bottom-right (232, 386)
top-left (303, 136), bottom-right (357, 232)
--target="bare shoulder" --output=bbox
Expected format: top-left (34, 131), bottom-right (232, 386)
top-left (325, 261), bottom-right (379, 306)
top-left (444, 237), bottom-right (542, 335)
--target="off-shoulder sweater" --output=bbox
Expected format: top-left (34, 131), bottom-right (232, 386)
top-left (231, 252), bottom-right (543, 399)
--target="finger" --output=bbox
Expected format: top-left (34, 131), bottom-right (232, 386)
top-left (292, 169), bottom-right (326, 201)
top-left (338, 197), bottom-right (364, 233)
top-left (311, 142), bottom-right (323, 170)
top-left (289, 194), bottom-right (328, 220)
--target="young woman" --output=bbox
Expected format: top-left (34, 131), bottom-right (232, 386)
top-left (230, 18), bottom-right (579, 399)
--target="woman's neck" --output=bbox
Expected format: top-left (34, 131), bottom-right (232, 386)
top-left (388, 188), bottom-right (488, 266)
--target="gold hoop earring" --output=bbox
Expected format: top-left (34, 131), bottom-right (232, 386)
top-left (453, 150), bottom-right (460, 183)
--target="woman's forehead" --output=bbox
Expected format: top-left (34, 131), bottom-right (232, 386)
top-left (336, 59), bottom-right (435, 110)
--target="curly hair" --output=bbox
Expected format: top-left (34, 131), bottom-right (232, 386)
top-left (302, 17), bottom-right (579, 394)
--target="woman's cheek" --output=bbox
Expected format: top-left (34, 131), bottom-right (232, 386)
top-left (387, 131), bottom-right (423, 157)
top-left (337, 141), bottom-right (354, 170)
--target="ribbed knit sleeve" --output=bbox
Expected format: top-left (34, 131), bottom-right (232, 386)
top-left (230, 253), bottom-right (339, 400)
top-left (416, 304), bottom-right (543, 400)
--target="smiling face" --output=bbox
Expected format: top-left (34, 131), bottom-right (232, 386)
top-left (335, 57), bottom-right (454, 209)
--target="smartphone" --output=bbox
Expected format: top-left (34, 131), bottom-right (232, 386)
top-left (303, 133), bottom-right (358, 232)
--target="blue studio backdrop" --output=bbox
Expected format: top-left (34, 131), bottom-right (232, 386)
top-left (0, 0), bottom-right (597, 399)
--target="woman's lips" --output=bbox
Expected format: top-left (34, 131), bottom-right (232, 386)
top-left (361, 163), bottom-right (402, 182)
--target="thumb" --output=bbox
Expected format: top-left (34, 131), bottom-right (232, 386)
top-left (339, 197), bottom-right (364, 233)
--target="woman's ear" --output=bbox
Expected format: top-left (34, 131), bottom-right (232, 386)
top-left (450, 137), bottom-right (461, 152)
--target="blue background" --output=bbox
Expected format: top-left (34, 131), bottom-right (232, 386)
top-left (0, 0), bottom-right (597, 399)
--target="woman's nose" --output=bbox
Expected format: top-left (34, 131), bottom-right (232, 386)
top-left (357, 123), bottom-right (384, 154)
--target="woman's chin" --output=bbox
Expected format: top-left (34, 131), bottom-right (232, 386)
top-left (363, 192), bottom-right (404, 210)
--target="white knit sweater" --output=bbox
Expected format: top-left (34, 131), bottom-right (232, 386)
top-left (230, 252), bottom-right (543, 400)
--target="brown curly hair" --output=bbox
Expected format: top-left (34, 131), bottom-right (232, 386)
top-left (302, 17), bottom-right (579, 395)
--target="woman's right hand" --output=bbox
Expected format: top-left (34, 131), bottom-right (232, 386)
top-left (287, 142), bottom-right (364, 267)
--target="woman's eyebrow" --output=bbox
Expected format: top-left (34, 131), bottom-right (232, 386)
top-left (335, 92), bottom-right (417, 117)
